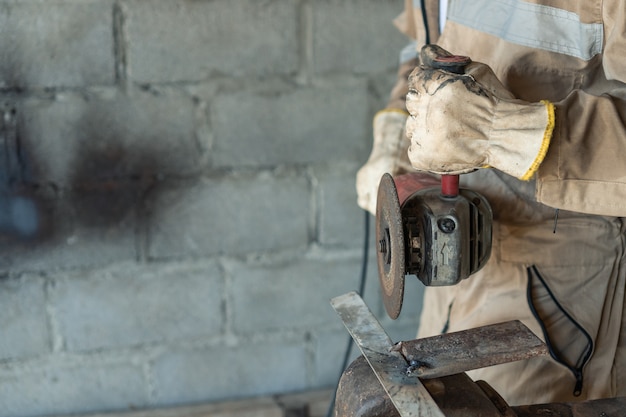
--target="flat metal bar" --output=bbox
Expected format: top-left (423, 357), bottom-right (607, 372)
top-left (331, 292), bottom-right (446, 417)
top-left (400, 320), bottom-right (549, 379)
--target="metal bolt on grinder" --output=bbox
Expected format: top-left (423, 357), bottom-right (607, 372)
top-left (376, 50), bottom-right (493, 319)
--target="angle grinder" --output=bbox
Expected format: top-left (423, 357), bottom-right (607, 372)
top-left (375, 48), bottom-right (493, 319)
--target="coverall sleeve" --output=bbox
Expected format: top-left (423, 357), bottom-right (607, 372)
top-left (535, 3), bottom-right (626, 217)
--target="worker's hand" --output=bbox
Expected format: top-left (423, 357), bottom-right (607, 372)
top-left (405, 45), bottom-right (555, 180)
top-left (356, 110), bottom-right (413, 214)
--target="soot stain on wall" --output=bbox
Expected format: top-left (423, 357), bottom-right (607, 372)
top-left (0, 97), bottom-right (175, 244)
top-left (66, 102), bottom-right (166, 230)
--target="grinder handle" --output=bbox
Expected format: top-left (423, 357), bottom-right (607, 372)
top-left (441, 175), bottom-right (460, 197)
top-left (424, 47), bottom-right (472, 198)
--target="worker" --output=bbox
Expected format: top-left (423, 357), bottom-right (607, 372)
top-left (356, 0), bottom-right (626, 406)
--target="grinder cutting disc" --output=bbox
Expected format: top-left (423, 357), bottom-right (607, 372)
top-left (376, 173), bottom-right (406, 319)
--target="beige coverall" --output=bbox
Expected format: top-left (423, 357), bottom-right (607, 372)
top-left (386, 0), bottom-right (626, 406)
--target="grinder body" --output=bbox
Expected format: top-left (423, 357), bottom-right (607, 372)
top-left (376, 173), bottom-right (493, 319)
top-left (401, 183), bottom-right (492, 286)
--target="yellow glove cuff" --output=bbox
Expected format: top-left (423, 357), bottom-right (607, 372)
top-left (373, 108), bottom-right (409, 123)
top-left (520, 100), bottom-right (555, 181)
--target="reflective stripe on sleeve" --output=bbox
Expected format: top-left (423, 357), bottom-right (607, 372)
top-left (448, 0), bottom-right (603, 60)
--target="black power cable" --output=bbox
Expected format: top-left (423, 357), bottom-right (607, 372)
top-left (324, 209), bottom-right (370, 417)
top-left (420, 0), bottom-right (431, 45)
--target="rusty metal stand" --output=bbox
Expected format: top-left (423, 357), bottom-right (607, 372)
top-left (331, 292), bottom-right (626, 417)
top-left (334, 354), bottom-right (626, 417)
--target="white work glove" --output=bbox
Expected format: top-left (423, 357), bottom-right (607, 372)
top-left (356, 110), bottom-right (414, 214)
top-left (406, 45), bottom-right (555, 181)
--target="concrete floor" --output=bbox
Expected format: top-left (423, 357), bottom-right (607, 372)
top-left (62, 389), bottom-right (335, 417)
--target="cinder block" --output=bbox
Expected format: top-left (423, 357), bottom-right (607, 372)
top-left (312, 0), bottom-right (408, 74)
top-left (49, 261), bottom-right (224, 351)
top-left (148, 173), bottom-right (310, 259)
top-left (0, 361), bottom-right (146, 417)
top-left (0, 188), bottom-right (138, 272)
top-left (313, 328), bottom-right (361, 387)
top-left (316, 165), bottom-right (364, 247)
top-left (126, 0), bottom-right (299, 83)
top-left (18, 90), bottom-right (201, 187)
top-left (210, 80), bottom-right (370, 168)
top-left (0, 275), bottom-right (50, 360)
top-left (0, 0), bottom-right (115, 88)
top-left (228, 257), bottom-right (363, 334)
top-left (152, 340), bottom-right (308, 406)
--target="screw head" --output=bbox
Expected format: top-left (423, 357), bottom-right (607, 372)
top-left (438, 217), bottom-right (456, 233)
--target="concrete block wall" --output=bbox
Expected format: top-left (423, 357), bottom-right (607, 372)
top-left (0, 1), bottom-right (425, 416)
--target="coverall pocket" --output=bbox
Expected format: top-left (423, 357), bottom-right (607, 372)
top-left (527, 265), bottom-right (593, 396)
top-left (497, 216), bottom-right (624, 398)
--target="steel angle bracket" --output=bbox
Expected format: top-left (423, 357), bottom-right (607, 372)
top-left (331, 292), bottom-right (445, 417)
top-left (398, 320), bottom-right (549, 379)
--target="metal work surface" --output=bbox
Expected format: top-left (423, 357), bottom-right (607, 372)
top-left (331, 292), bottom-right (626, 417)
top-left (399, 320), bottom-right (549, 379)
top-left (331, 292), bottom-right (445, 417)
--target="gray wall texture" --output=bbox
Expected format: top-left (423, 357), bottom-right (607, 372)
top-left (0, 1), bottom-right (425, 416)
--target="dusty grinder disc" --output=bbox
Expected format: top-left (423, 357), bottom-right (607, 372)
top-left (375, 173), bottom-right (406, 319)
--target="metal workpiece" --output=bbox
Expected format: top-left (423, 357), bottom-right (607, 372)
top-left (331, 292), bottom-right (446, 417)
top-left (334, 358), bottom-right (509, 417)
top-left (331, 292), bottom-right (626, 417)
top-left (398, 321), bottom-right (549, 379)
top-left (331, 293), bottom-right (542, 417)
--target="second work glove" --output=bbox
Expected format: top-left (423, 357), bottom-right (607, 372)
top-left (405, 46), bottom-right (555, 181)
top-left (356, 110), bottom-right (413, 215)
